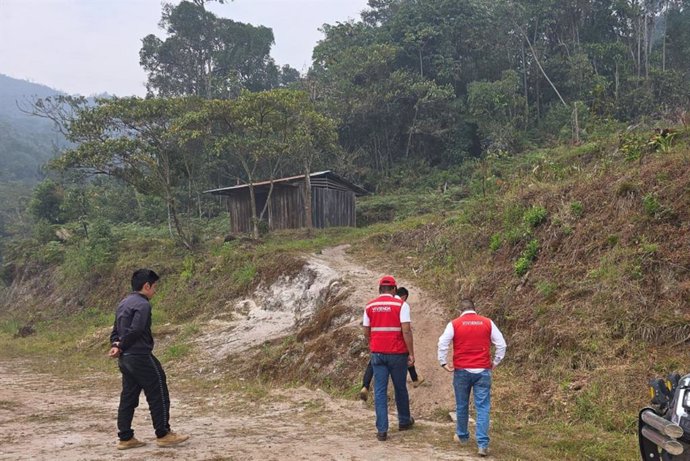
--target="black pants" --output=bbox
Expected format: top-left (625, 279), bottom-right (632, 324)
top-left (117, 354), bottom-right (170, 440)
top-left (362, 360), bottom-right (418, 389)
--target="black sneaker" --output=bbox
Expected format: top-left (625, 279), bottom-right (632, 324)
top-left (377, 432), bottom-right (387, 441)
top-left (399, 417), bottom-right (415, 431)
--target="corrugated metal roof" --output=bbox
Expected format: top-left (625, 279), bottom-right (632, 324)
top-left (204, 170), bottom-right (368, 196)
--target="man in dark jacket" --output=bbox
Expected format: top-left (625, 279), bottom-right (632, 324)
top-left (109, 268), bottom-right (189, 450)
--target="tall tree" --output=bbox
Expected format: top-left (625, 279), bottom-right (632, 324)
top-left (140, 0), bottom-right (298, 99)
top-left (51, 97), bottom-right (204, 249)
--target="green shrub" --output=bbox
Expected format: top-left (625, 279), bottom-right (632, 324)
top-left (32, 219), bottom-right (58, 244)
top-left (489, 233), bottom-right (502, 252)
top-left (642, 194), bottom-right (661, 216)
top-left (180, 255), bottom-right (195, 281)
top-left (38, 241), bottom-right (65, 264)
top-left (515, 239), bottom-right (539, 276)
top-left (62, 220), bottom-right (117, 280)
top-left (570, 201), bottom-right (584, 218)
top-left (523, 206), bottom-right (548, 228)
top-left (536, 280), bottom-right (557, 297)
top-left (619, 132), bottom-right (648, 161)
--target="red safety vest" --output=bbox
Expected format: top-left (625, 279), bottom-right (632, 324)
top-left (452, 313), bottom-right (492, 369)
top-left (366, 294), bottom-right (408, 354)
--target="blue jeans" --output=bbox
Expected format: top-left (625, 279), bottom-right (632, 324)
top-left (453, 369), bottom-right (492, 449)
top-left (371, 352), bottom-right (412, 433)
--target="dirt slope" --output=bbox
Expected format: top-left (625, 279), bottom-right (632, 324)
top-left (311, 245), bottom-right (457, 419)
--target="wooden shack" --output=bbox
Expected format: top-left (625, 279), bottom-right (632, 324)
top-left (205, 170), bottom-right (368, 234)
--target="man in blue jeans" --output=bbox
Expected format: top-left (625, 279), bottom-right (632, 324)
top-left (437, 299), bottom-right (506, 457)
top-left (363, 275), bottom-right (415, 441)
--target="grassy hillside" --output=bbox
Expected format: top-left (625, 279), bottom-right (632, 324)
top-left (1, 123), bottom-right (689, 459)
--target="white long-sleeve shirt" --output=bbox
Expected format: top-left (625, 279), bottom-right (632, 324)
top-left (437, 310), bottom-right (507, 373)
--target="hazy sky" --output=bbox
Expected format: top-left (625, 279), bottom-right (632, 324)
top-left (0, 0), bottom-right (370, 96)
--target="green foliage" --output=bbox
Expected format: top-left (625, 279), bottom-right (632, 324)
top-left (62, 220), bottom-right (117, 280)
top-left (32, 219), bottom-right (58, 244)
top-left (356, 190), bottom-right (459, 227)
top-left (642, 194), bottom-right (661, 217)
top-left (648, 130), bottom-right (677, 154)
top-left (515, 239), bottom-right (539, 276)
top-left (232, 262), bottom-right (257, 290)
top-left (74, 306), bottom-right (111, 328)
top-left (488, 233), bottom-right (502, 252)
top-left (28, 180), bottom-right (64, 224)
top-left (38, 241), bottom-right (65, 265)
top-left (570, 201), bottom-right (584, 218)
top-left (140, 0), bottom-right (292, 98)
top-left (180, 255), bottom-right (195, 281)
top-left (523, 206), bottom-right (548, 228)
top-left (468, 70), bottom-right (526, 152)
top-left (619, 132), bottom-right (649, 162)
top-left (162, 343), bottom-right (190, 361)
top-left (536, 280), bottom-right (557, 298)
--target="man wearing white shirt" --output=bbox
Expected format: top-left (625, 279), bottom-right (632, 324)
top-left (437, 299), bottom-right (507, 457)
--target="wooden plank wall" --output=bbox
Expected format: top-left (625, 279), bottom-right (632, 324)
top-left (268, 186), bottom-right (305, 230)
top-left (226, 178), bottom-right (358, 234)
top-left (227, 189), bottom-right (252, 234)
top-left (312, 187), bottom-right (356, 228)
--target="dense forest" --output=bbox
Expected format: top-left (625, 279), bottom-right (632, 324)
top-left (2, 0), bottom-right (689, 252)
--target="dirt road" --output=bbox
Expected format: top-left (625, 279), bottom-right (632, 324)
top-left (0, 245), bottom-right (482, 460)
top-left (0, 359), bottom-right (477, 461)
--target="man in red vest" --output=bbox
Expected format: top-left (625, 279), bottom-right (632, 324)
top-left (437, 299), bottom-right (506, 457)
top-left (363, 275), bottom-right (415, 441)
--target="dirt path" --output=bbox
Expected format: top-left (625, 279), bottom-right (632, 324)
top-left (312, 245), bottom-right (456, 419)
top-left (0, 360), bottom-right (477, 461)
top-left (0, 245), bottom-right (482, 460)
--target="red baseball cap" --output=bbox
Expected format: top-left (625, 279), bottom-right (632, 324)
top-left (379, 275), bottom-right (397, 287)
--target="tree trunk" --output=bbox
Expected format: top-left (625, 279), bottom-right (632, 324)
top-left (304, 166), bottom-right (313, 231)
top-left (644, 12), bottom-right (651, 80)
top-left (637, 16), bottom-right (642, 79)
top-left (249, 183), bottom-right (259, 240)
top-left (169, 196), bottom-right (192, 250)
top-left (521, 40), bottom-right (529, 128)
top-left (419, 47), bottom-right (424, 78)
top-left (572, 104), bottom-right (580, 144)
top-left (406, 103), bottom-right (419, 158)
top-left (166, 202), bottom-right (174, 240)
top-left (518, 23), bottom-right (567, 108)
top-left (662, 2), bottom-right (668, 72)
top-left (614, 61), bottom-right (619, 105)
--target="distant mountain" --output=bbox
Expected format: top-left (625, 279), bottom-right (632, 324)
top-left (0, 74), bottom-right (66, 183)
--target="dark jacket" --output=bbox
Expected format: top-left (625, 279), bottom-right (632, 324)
top-left (109, 292), bottom-right (154, 354)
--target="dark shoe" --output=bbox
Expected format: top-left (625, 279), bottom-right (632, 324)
top-left (412, 374), bottom-right (425, 388)
top-left (359, 387), bottom-right (369, 402)
top-left (116, 437), bottom-right (145, 450)
top-left (399, 417), bottom-right (415, 431)
top-left (478, 447), bottom-right (488, 457)
top-left (377, 432), bottom-right (387, 441)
